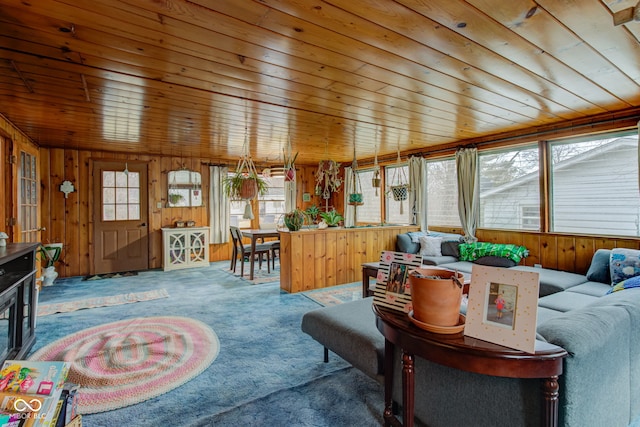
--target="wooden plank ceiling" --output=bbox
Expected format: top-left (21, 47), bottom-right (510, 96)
top-left (0, 0), bottom-right (639, 165)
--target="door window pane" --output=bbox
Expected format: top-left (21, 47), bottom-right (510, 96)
top-left (102, 170), bottom-right (141, 221)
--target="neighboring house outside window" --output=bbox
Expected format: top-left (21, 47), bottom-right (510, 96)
top-left (479, 146), bottom-right (540, 231)
top-left (550, 133), bottom-right (639, 237)
top-left (426, 158), bottom-right (461, 228)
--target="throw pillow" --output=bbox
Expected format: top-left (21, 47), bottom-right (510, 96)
top-left (473, 256), bottom-right (517, 268)
top-left (419, 236), bottom-right (443, 257)
top-left (609, 248), bottom-right (640, 285)
top-left (585, 249), bottom-right (611, 284)
top-left (441, 241), bottom-right (461, 258)
top-left (607, 275), bottom-right (640, 294)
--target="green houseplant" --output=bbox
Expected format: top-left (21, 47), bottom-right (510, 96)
top-left (283, 209), bottom-right (308, 231)
top-left (305, 204), bottom-right (320, 223)
top-left (319, 209), bottom-right (344, 227)
top-left (223, 171), bottom-right (269, 200)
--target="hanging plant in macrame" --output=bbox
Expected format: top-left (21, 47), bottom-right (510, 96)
top-left (387, 145), bottom-right (409, 214)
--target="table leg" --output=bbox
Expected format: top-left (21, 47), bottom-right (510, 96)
top-left (402, 351), bottom-right (415, 427)
top-left (250, 237), bottom-right (257, 280)
top-left (383, 339), bottom-right (395, 426)
top-left (542, 375), bottom-right (560, 427)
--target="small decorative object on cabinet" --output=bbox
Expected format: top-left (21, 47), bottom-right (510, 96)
top-left (162, 227), bottom-right (210, 271)
top-left (0, 243), bottom-right (38, 364)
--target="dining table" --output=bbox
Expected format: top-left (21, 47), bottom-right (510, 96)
top-left (241, 229), bottom-right (281, 280)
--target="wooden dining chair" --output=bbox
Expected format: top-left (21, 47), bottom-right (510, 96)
top-left (270, 241), bottom-right (280, 269)
top-left (230, 226), bottom-right (272, 278)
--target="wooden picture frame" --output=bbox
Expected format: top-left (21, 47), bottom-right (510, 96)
top-left (373, 251), bottom-right (423, 313)
top-left (464, 264), bottom-right (540, 354)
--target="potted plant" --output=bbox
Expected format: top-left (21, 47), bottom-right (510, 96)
top-left (38, 243), bottom-right (64, 287)
top-left (305, 204), bottom-right (320, 223)
top-left (283, 151), bottom-right (298, 182)
top-left (319, 209), bottom-right (344, 227)
top-left (348, 192), bottom-right (364, 206)
top-left (223, 171), bottom-right (269, 200)
top-left (283, 209), bottom-right (308, 231)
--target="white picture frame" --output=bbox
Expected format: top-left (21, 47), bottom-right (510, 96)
top-left (464, 264), bottom-right (540, 354)
top-left (373, 251), bottom-right (423, 313)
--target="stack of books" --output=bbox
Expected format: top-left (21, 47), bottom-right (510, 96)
top-left (0, 360), bottom-right (80, 427)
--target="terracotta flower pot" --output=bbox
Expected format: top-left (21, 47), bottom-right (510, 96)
top-left (408, 268), bottom-right (464, 327)
top-left (239, 178), bottom-right (258, 200)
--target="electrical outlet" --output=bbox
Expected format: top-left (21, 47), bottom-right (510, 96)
top-left (157, 202), bottom-right (163, 209)
top-left (534, 263), bottom-right (542, 268)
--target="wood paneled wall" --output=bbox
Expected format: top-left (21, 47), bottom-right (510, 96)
top-left (39, 148), bottom-right (325, 278)
top-left (433, 227), bottom-right (640, 275)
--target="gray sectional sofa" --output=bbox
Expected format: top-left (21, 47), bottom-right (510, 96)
top-left (301, 239), bottom-right (640, 427)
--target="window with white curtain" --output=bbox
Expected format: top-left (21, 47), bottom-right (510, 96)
top-left (355, 168), bottom-right (381, 224)
top-left (426, 159), bottom-right (461, 227)
top-left (385, 164), bottom-right (412, 224)
top-left (479, 146), bottom-right (540, 230)
top-left (258, 176), bottom-right (286, 228)
top-left (550, 131), bottom-right (639, 236)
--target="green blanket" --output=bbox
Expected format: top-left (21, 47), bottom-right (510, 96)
top-left (459, 242), bottom-right (529, 263)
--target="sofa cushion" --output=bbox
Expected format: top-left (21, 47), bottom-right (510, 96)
top-left (396, 233), bottom-right (419, 254)
top-left (537, 291), bottom-right (600, 312)
top-left (585, 249), bottom-right (611, 284)
top-left (610, 248), bottom-right (640, 285)
top-left (438, 260), bottom-right (475, 274)
top-left (422, 255), bottom-right (459, 266)
top-left (510, 266), bottom-right (587, 297)
top-left (565, 281), bottom-right (612, 297)
top-left (473, 256), bottom-right (516, 268)
top-left (419, 236), bottom-right (442, 256)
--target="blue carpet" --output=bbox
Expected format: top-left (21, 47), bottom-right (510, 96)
top-left (32, 262), bottom-right (384, 426)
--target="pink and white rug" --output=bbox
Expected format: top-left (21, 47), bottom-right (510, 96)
top-left (29, 316), bottom-right (219, 414)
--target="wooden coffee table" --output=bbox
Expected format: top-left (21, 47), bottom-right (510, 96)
top-left (361, 262), bottom-right (379, 297)
top-left (373, 304), bottom-right (568, 427)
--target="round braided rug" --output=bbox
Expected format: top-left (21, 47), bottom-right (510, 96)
top-left (29, 316), bottom-right (219, 414)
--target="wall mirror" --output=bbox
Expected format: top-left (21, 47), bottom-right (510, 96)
top-left (168, 170), bottom-right (202, 207)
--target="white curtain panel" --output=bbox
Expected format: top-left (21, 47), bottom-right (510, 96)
top-left (344, 166), bottom-right (355, 227)
top-left (285, 180), bottom-right (296, 212)
top-left (409, 156), bottom-right (428, 231)
top-left (209, 165), bottom-right (230, 243)
top-left (456, 148), bottom-right (479, 242)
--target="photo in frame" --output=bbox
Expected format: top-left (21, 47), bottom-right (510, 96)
top-left (373, 251), bottom-right (423, 312)
top-left (464, 264), bottom-right (540, 354)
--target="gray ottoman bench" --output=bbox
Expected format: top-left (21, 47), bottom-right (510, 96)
top-left (301, 297), bottom-right (385, 382)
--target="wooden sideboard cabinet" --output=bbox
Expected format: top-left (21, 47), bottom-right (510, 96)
top-left (161, 227), bottom-right (210, 271)
top-left (0, 243), bottom-right (38, 364)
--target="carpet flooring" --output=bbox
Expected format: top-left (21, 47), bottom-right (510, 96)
top-left (32, 262), bottom-right (384, 426)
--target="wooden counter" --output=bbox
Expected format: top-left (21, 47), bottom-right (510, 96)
top-left (279, 225), bottom-right (419, 293)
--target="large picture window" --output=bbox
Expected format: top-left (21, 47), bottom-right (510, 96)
top-left (479, 146), bottom-right (540, 230)
top-left (550, 131), bottom-right (639, 237)
top-left (426, 159), bottom-right (461, 227)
